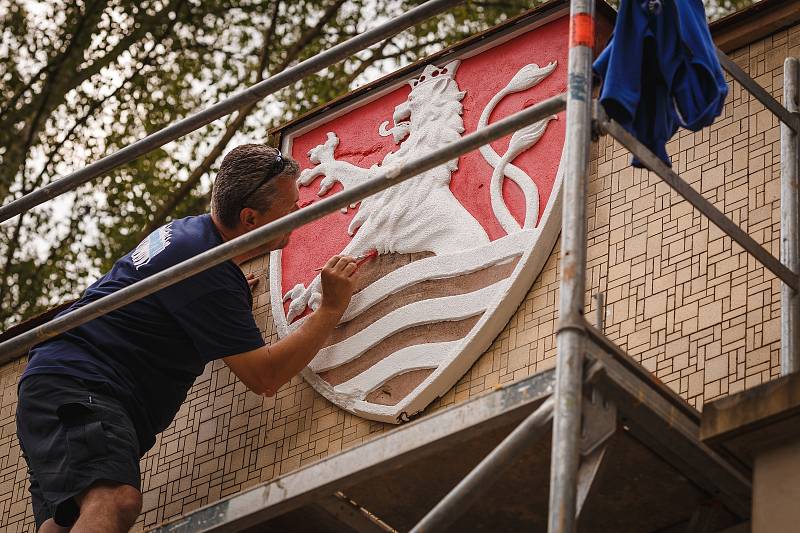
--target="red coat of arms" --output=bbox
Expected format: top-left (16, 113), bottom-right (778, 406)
top-left (270, 17), bottom-right (568, 422)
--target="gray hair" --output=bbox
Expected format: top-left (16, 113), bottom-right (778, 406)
top-left (211, 144), bottom-right (299, 229)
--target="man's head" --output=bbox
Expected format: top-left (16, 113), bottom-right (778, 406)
top-left (211, 144), bottom-right (300, 251)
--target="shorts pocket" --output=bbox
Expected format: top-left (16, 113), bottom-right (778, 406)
top-left (56, 402), bottom-right (108, 464)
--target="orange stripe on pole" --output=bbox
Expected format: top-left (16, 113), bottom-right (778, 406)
top-left (569, 13), bottom-right (594, 48)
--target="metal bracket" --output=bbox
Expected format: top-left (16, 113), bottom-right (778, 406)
top-left (555, 316), bottom-right (588, 336)
top-left (580, 386), bottom-right (616, 456)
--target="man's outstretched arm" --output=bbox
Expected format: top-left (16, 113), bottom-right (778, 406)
top-left (224, 255), bottom-right (358, 396)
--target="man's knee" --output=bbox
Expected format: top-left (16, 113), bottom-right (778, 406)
top-left (79, 481), bottom-right (142, 524)
top-left (113, 485), bottom-right (142, 522)
top-left (39, 518), bottom-right (71, 533)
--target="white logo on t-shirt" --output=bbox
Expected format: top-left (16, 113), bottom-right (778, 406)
top-left (132, 222), bottom-right (173, 270)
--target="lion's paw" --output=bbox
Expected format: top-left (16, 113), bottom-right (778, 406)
top-left (284, 284), bottom-right (323, 323)
top-left (308, 132), bottom-right (339, 164)
top-left (298, 168), bottom-right (319, 187)
top-left (318, 175), bottom-right (338, 196)
top-left (283, 283), bottom-right (305, 303)
top-left (309, 292), bottom-right (322, 312)
top-left (286, 299), bottom-right (306, 323)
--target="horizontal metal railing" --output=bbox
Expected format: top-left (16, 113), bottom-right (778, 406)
top-left (0, 0), bottom-right (463, 223)
top-left (717, 50), bottom-right (800, 133)
top-left (0, 93), bottom-right (567, 363)
top-left (0, 0), bottom-right (792, 530)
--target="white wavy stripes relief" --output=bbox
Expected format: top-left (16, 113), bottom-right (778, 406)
top-left (272, 57), bottom-right (564, 422)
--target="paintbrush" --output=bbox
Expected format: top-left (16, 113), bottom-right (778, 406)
top-left (314, 249), bottom-right (378, 271)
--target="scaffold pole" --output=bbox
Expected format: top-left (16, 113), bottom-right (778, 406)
top-left (548, 0), bottom-right (594, 531)
top-left (782, 57), bottom-right (800, 374)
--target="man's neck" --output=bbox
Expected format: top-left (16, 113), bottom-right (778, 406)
top-left (211, 214), bottom-right (255, 266)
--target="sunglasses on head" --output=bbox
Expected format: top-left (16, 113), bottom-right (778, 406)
top-left (240, 150), bottom-right (287, 206)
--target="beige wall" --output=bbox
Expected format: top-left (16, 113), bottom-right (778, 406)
top-left (752, 439), bottom-right (800, 532)
top-left (1, 20), bottom-right (799, 533)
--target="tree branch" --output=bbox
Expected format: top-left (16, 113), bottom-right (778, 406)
top-left (129, 0), bottom-right (348, 245)
top-left (341, 38), bottom-right (397, 87)
top-left (65, 0), bottom-right (186, 91)
top-left (0, 0), bottom-right (114, 202)
top-left (274, 0), bottom-right (347, 73)
top-left (0, 0), bottom-right (109, 123)
top-left (0, 50), bottom-right (160, 311)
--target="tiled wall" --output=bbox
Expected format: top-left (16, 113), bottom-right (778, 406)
top-left (590, 28), bottom-right (798, 403)
top-left (1, 23), bottom-right (799, 532)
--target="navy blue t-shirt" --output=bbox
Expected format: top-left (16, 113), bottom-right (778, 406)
top-left (21, 214), bottom-right (265, 453)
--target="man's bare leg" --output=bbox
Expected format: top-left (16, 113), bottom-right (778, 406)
top-left (71, 480), bottom-right (142, 533)
top-left (39, 518), bottom-right (71, 533)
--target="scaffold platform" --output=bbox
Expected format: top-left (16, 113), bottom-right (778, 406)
top-left (155, 327), bottom-right (751, 533)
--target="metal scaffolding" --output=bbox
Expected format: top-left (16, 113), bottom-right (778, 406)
top-left (1, 0), bottom-right (799, 531)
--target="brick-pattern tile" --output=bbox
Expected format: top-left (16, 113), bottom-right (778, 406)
top-left (1, 25), bottom-right (799, 531)
top-left (586, 27), bottom-right (799, 409)
top-left (0, 359), bottom-right (35, 533)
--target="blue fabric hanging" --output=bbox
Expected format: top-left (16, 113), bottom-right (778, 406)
top-left (593, 0), bottom-right (728, 167)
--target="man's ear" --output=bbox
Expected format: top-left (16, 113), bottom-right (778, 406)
top-left (239, 207), bottom-right (258, 229)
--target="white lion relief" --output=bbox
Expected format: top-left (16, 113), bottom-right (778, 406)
top-left (284, 59), bottom-right (558, 322)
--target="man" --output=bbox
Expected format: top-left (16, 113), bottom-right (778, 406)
top-left (16, 144), bottom-right (358, 532)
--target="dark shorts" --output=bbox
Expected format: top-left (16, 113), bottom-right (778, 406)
top-left (16, 374), bottom-right (141, 529)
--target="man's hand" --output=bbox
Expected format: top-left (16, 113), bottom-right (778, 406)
top-left (224, 256), bottom-right (359, 397)
top-left (319, 255), bottom-right (358, 317)
top-left (245, 273), bottom-right (259, 291)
